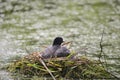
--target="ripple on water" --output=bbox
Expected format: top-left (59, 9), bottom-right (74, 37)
top-left (0, 70), bottom-right (13, 80)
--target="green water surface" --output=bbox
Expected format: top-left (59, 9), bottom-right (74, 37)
top-left (0, 0), bottom-right (120, 79)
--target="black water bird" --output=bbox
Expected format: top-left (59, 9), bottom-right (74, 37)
top-left (41, 37), bottom-right (70, 59)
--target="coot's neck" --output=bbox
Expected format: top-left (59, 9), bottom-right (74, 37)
top-left (52, 43), bottom-right (61, 46)
top-left (52, 44), bottom-right (60, 47)
top-left (53, 41), bottom-right (62, 46)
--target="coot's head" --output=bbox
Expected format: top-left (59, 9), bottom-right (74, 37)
top-left (53, 37), bottom-right (64, 46)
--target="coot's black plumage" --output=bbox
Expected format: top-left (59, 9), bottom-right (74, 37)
top-left (41, 37), bottom-right (70, 59)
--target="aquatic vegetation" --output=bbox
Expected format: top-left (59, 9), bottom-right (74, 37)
top-left (7, 53), bottom-right (113, 79)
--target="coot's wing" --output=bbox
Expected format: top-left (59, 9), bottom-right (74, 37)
top-left (55, 46), bottom-right (70, 57)
top-left (41, 46), bottom-right (54, 58)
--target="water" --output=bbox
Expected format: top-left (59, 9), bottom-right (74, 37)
top-left (0, 0), bottom-right (120, 79)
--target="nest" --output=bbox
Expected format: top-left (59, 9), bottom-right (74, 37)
top-left (7, 52), bottom-right (113, 79)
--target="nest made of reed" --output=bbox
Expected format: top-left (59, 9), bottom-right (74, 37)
top-left (7, 52), bottom-right (112, 79)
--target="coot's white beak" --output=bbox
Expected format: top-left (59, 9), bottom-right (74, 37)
top-left (61, 41), bottom-right (71, 49)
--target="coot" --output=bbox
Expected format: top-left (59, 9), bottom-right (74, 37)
top-left (41, 37), bottom-right (70, 59)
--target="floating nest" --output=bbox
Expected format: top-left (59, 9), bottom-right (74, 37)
top-left (7, 52), bottom-right (113, 79)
